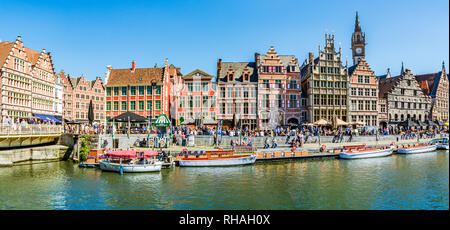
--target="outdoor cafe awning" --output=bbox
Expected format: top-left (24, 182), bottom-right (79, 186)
top-left (32, 113), bottom-right (61, 123)
top-left (313, 119), bottom-right (330, 126)
top-left (112, 111), bottom-right (147, 122)
top-left (105, 150), bottom-right (158, 158)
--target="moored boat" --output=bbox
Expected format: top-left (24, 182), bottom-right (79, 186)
top-left (339, 144), bottom-right (394, 159)
top-left (396, 144), bottom-right (437, 154)
top-left (431, 138), bottom-right (449, 150)
top-left (178, 149), bottom-right (257, 167)
top-left (99, 150), bottom-right (162, 174)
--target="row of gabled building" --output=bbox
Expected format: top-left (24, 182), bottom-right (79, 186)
top-left (103, 12), bottom-right (448, 131)
top-left (1, 13), bottom-right (447, 129)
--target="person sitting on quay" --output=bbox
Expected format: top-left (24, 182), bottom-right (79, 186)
top-left (271, 137), bottom-right (277, 148)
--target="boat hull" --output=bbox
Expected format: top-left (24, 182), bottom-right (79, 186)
top-left (339, 147), bottom-right (394, 159)
top-left (179, 154), bottom-right (257, 167)
top-left (99, 161), bottom-right (162, 173)
top-left (436, 144), bottom-right (449, 150)
top-left (397, 145), bottom-right (437, 154)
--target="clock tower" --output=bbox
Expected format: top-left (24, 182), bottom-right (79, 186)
top-left (351, 12), bottom-right (366, 65)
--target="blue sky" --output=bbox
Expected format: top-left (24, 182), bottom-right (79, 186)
top-left (0, 0), bottom-right (448, 80)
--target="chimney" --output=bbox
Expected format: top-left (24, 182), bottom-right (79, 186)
top-left (217, 59), bottom-right (222, 71)
top-left (308, 52), bottom-right (314, 64)
top-left (131, 60), bottom-right (136, 72)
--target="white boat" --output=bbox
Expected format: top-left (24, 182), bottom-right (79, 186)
top-left (396, 144), bottom-right (437, 154)
top-left (99, 160), bottom-right (162, 173)
top-left (178, 150), bottom-right (257, 167)
top-left (339, 145), bottom-right (394, 159)
top-left (431, 138), bottom-right (449, 150)
top-left (99, 150), bottom-right (162, 174)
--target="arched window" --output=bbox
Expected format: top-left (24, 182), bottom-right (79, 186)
top-left (400, 114), bottom-right (404, 121)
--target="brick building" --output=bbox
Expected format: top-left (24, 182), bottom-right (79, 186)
top-left (173, 69), bottom-right (217, 127)
top-left (348, 13), bottom-right (379, 129)
top-left (255, 47), bottom-right (301, 130)
top-left (104, 60), bottom-right (178, 123)
top-left (0, 36), bottom-right (59, 123)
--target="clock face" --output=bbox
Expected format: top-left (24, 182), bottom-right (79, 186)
top-left (356, 48), bottom-right (362, 54)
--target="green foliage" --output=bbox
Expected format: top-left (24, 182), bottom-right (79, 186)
top-left (79, 135), bottom-right (90, 162)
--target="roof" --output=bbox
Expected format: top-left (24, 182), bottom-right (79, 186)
top-left (0, 41), bottom-right (14, 68)
top-left (218, 62), bottom-right (257, 83)
top-left (183, 69), bottom-right (213, 79)
top-left (415, 72), bottom-right (442, 97)
top-left (348, 64), bottom-right (357, 76)
top-left (107, 67), bottom-right (165, 86)
top-left (24, 47), bottom-right (41, 65)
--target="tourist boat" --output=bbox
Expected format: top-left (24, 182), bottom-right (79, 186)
top-left (99, 150), bottom-right (162, 174)
top-left (178, 149), bottom-right (257, 167)
top-left (339, 144), bottom-right (394, 159)
top-left (431, 138), bottom-right (449, 150)
top-left (396, 143), bottom-right (437, 154)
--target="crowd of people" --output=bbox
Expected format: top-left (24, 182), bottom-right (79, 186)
top-left (1, 115), bottom-right (59, 133)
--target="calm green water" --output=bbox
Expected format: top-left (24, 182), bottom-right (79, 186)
top-left (0, 150), bottom-right (448, 210)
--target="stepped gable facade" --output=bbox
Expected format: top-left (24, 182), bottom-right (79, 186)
top-left (255, 47), bottom-right (301, 130)
top-left (415, 62), bottom-right (449, 122)
top-left (378, 68), bottom-right (432, 124)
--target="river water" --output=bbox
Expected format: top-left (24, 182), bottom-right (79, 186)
top-left (0, 150), bottom-right (448, 210)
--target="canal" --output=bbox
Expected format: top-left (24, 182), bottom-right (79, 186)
top-left (0, 150), bottom-right (448, 210)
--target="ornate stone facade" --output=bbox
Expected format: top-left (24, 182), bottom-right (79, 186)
top-left (300, 34), bottom-right (349, 123)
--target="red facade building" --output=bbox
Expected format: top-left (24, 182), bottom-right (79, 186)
top-left (104, 59), bottom-right (179, 123)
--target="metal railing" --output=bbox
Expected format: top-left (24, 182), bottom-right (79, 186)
top-left (0, 124), bottom-right (63, 136)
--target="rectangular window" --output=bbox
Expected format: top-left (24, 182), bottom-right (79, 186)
top-left (121, 87), bottom-right (127, 96)
top-left (114, 87), bottom-right (119, 96)
top-left (202, 96), bottom-right (208, 108)
top-left (130, 86), bottom-right (136, 96)
top-left (113, 101), bottom-right (119, 111)
top-left (244, 102), bottom-right (249, 114)
top-left (139, 86), bottom-right (145, 95)
top-left (147, 100), bottom-right (152, 110)
top-left (106, 101), bottom-right (111, 111)
top-left (275, 80), bottom-right (282, 88)
top-left (202, 82), bottom-right (208, 91)
top-left (155, 86), bottom-right (161, 95)
top-left (263, 79), bottom-right (269, 88)
top-left (139, 101), bottom-right (144, 110)
top-left (289, 95), bottom-right (297, 108)
top-left (147, 86), bottom-right (152, 95)
top-left (121, 101), bottom-right (127, 111)
top-left (106, 87), bottom-right (112, 96)
top-left (155, 100), bottom-right (161, 110)
top-left (195, 96), bottom-right (201, 108)
top-left (187, 83), bottom-right (193, 92)
top-left (235, 87), bottom-right (241, 98)
top-left (358, 75), bottom-right (363, 83)
top-left (130, 101), bottom-right (136, 111)
top-left (194, 83), bottom-right (201, 92)
top-left (365, 76), bottom-right (370, 83)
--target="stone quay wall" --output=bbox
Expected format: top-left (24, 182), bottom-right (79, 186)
top-left (95, 133), bottom-right (421, 149)
top-left (0, 145), bottom-right (69, 167)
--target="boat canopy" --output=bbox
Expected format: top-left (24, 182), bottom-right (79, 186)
top-left (106, 150), bottom-right (158, 158)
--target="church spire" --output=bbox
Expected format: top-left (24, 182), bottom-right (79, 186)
top-left (401, 62), bottom-right (404, 74)
top-left (355, 11), bottom-right (361, 32)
